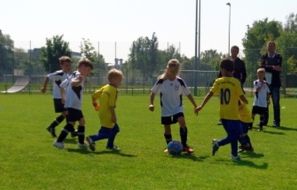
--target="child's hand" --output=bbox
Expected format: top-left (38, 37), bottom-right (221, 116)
top-left (92, 102), bottom-right (100, 111)
top-left (195, 105), bottom-right (203, 113)
top-left (149, 104), bottom-right (154, 112)
top-left (41, 87), bottom-right (46, 93)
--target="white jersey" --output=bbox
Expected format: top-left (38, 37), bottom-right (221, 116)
top-left (151, 77), bottom-right (191, 117)
top-left (253, 79), bottom-right (270, 108)
top-left (60, 71), bottom-right (85, 110)
top-left (47, 70), bottom-right (69, 99)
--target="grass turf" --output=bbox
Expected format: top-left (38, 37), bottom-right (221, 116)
top-left (0, 94), bottom-right (296, 189)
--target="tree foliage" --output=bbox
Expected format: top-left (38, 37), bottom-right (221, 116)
top-left (0, 30), bottom-right (14, 75)
top-left (80, 38), bottom-right (106, 72)
top-left (242, 18), bottom-right (283, 83)
top-left (128, 33), bottom-right (159, 82)
top-left (41, 35), bottom-right (71, 72)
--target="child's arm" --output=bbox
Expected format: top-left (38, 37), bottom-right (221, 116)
top-left (72, 75), bottom-right (84, 87)
top-left (110, 106), bottom-right (116, 123)
top-left (240, 95), bottom-right (248, 104)
top-left (196, 91), bottom-right (214, 112)
top-left (91, 89), bottom-right (101, 111)
top-left (60, 87), bottom-right (66, 104)
top-left (149, 92), bottom-right (155, 112)
top-left (41, 77), bottom-right (49, 93)
top-left (187, 94), bottom-right (198, 115)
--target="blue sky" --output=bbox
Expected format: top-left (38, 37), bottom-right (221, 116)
top-left (1, 0), bottom-right (296, 63)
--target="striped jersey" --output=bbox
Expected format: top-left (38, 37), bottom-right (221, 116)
top-left (60, 71), bottom-right (85, 110)
top-left (47, 70), bottom-right (70, 99)
top-left (151, 77), bottom-right (191, 117)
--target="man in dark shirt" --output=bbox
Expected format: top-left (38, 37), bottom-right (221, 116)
top-left (218, 46), bottom-right (247, 86)
top-left (231, 45), bottom-right (247, 86)
top-left (260, 41), bottom-right (282, 127)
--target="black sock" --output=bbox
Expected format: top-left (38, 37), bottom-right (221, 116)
top-left (57, 123), bottom-right (74, 142)
top-left (49, 115), bottom-right (65, 129)
top-left (180, 127), bottom-right (188, 147)
top-left (77, 125), bottom-right (85, 144)
top-left (164, 134), bottom-right (172, 145)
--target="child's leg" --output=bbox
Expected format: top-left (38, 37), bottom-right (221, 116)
top-left (77, 118), bottom-right (85, 144)
top-left (56, 122), bottom-right (75, 142)
top-left (107, 124), bottom-right (120, 148)
top-left (164, 125), bottom-right (172, 144)
top-left (48, 114), bottom-right (65, 129)
top-left (89, 127), bottom-right (111, 142)
top-left (220, 120), bottom-right (241, 157)
top-left (177, 116), bottom-right (188, 147)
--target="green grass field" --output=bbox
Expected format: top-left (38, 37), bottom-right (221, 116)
top-left (0, 94), bottom-right (296, 190)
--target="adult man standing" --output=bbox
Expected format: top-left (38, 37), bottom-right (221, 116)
top-left (260, 41), bottom-right (282, 127)
top-left (231, 45), bottom-right (247, 87)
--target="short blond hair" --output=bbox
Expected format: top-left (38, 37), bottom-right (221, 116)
top-left (59, 56), bottom-right (71, 64)
top-left (257, 68), bottom-right (265, 74)
top-left (78, 57), bottom-right (93, 69)
top-left (107, 68), bottom-right (123, 82)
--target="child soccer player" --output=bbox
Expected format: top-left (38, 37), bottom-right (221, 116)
top-left (238, 102), bottom-right (254, 152)
top-left (252, 68), bottom-right (270, 131)
top-left (86, 69), bottom-right (123, 151)
top-left (149, 59), bottom-right (198, 154)
top-left (53, 57), bottom-right (93, 149)
top-left (41, 56), bottom-right (72, 137)
top-left (196, 59), bottom-right (248, 161)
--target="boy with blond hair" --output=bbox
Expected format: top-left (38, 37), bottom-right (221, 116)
top-left (86, 69), bottom-right (123, 151)
top-left (252, 68), bottom-right (270, 131)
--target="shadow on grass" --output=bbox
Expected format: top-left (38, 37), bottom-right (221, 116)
top-left (240, 151), bottom-right (264, 158)
top-left (93, 150), bottom-right (137, 158)
top-left (215, 158), bottom-right (268, 170)
top-left (278, 125), bottom-right (297, 132)
top-left (64, 138), bottom-right (77, 144)
top-left (168, 153), bottom-right (209, 162)
top-left (262, 130), bottom-right (285, 135)
top-left (235, 160), bottom-right (268, 169)
top-left (67, 148), bottom-right (137, 158)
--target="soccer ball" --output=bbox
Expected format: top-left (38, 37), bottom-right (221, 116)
top-left (167, 140), bottom-right (183, 155)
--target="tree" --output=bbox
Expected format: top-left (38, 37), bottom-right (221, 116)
top-left (127, 33), bottom-right (159, 83)
top-left (242, 18), bottom-right (282, 85)
top-left (80, 38), bottom-right (106, 73)
top-left (41, 35), bottom-right (71, 72)
top-left (200, 49), bottom-right (223, 70)
top-left (0, 30), bottom-right (14, 75)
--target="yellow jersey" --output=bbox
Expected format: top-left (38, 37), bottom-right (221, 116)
top-left (92, 84), bottom-right (118, 128)
top-left (210, 77), bottom-right (244, 120)
top-left (239, 103), bottom-right (253, 123)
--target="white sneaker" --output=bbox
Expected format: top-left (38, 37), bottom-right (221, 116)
top-left (78, 143), bottom-right (88, 150)
top-left (53, 141), bottom-right (64, 149)
top-left (232, 155), bottom-right (241, 162)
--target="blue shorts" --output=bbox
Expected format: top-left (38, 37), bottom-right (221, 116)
top-left (221, 119), bottom-right (243, 136)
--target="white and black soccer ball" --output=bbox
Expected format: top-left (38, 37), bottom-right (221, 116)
top-left (167, 140), bottom-right (183, 155)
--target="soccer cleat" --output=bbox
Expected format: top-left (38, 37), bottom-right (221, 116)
top-left (183, 145), bottom-right (194, 154)
top-left (78, 143), bottom-right (88, 150)
top-left (53, 141), bottom-right (64, 149)
top-left (46, 127), bottom-right (56, 137)
top-left (86, 136), bottom-right (96, 151)
top-left (164, 148), bottom-right (169, 153)
top-left (106, 145), bottom-right (120, 151)
top-left (212, 139), bottom-right (219, 156)
top-left (273, 122), bottom-right (280, 128)
top-left (232, 155), bottom-right (241, 162)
